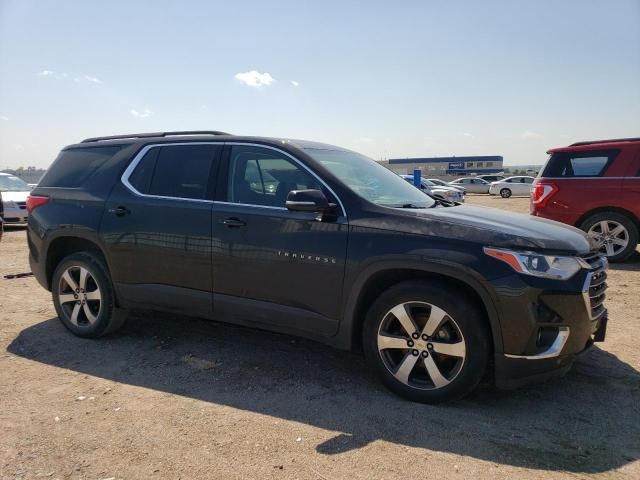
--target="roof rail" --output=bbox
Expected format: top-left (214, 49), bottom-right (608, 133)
top-left (570, 137), bottom-right (640, 146)
top-left (80, 131), bottom-right (232, 143)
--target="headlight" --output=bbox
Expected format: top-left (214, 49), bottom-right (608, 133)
top-left (4, 200), bottom-right (18, 209)
top-left (483, 247), bottom-right (582, 280)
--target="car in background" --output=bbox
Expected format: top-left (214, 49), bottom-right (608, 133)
top-left (448, 177), bottom-right (490, 194)
top-left (531, 137), bottom-right (640, 261)
top-left (489, 176), bottom-right (536, 198)
top-left (477, 174), bottom-right (505, 183)
top-left (427, 178), bottom-right (466, 193)
top-left (400, 175), bottom-right (464, 203)
top-left (0, 172), bottom-right (31, 225)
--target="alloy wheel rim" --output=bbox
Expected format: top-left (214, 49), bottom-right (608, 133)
top-left (377, 301), bottom-right (466, 390)
top-left (58, 266), bottom-right (102, 326)
top-left (587, 220), bottom-right (629, 257)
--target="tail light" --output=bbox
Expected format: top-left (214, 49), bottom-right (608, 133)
top-left (531, 181), bottom-right (558, 208)
top-left (26, 195), bottom-right (49, 213)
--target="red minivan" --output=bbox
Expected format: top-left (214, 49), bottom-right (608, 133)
top-left (531, 138), bottom-right (640, 261)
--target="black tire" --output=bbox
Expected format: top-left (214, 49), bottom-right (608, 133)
top-left (580, 212), bottom-right (638, 262)
top-left (500, 188), bottom-right (512, 198)
top-left (52, 251), bottom-right (128, 337)
top-left (362, 280), bottom-right (490, 404)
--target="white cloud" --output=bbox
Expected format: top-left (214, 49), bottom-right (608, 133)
top-left (129, 108), bottom-right (153, 118)
top-left (354, 137), bottom-right (374, 143)
top-left (83, 75), bottom-right (102, 84)
top-left (38, 70), bottom-right (55, 76)
top-left (0, 115), bottom-right (8, 121)
top-left (521, 130), bottom-right (542, 139)
top-left (460, 132), bottom-right (474, 138)
top-left (234, 70), bottom-right (276, 88)
top-left (290, 80), bottom-right (299, 87)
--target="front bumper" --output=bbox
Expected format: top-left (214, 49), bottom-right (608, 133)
top-left (492, 254), bottom-right (608, 389)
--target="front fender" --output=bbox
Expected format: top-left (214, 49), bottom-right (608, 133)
top-left (334, 256), bottom-right (504, 354)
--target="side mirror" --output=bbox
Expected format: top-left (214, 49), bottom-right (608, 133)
top-left (286, 189), bottom-right (331, 212)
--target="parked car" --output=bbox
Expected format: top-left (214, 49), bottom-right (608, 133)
top-left (400, 175), bottom-right (464, 203)
top-left (28, 131), bottom-right (608, 404)
top-left (448, 177), bottom-right (490, 193)
top-left (0, 172), bottom-right (31, 225)
top-left (477, 174), bottom-right (505, 183)
top-left (531, 137), bottom-right (640, 261)
top-left (489, 176), bottom-right (536, 198)
top-left (427, 178), bottom-right (466, 193)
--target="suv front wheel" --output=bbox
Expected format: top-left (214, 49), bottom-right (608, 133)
top-left (363, 280), bottom-right (490, 403)
top-left (52, 252), bottom-right (128, 337)
top-left (581, 212), bottom-right (638, 262)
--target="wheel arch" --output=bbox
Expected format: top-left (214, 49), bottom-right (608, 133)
top-left (338, 261), bottom-right (503, 355)
top-left (45, 233), bottom-right (109, 291)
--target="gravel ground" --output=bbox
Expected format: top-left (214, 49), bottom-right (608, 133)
top-left (1, 195), bottom-right (639, 480)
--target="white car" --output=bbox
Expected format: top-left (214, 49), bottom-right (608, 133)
top-left (0, 172), bottom-right (31, 224)
top-left (448, 177), bottom-right (490, 194)
top-left (400, 176), bottom-right (464, 203)
top-left (488, 176), bottom-right (536, 198)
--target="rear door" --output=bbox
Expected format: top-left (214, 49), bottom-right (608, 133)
top-left (100, 143), bottom-right (221, 315)
top-left (621, 145), bottom-right (640, 221)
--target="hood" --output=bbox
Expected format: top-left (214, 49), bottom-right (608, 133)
top-left (361, 205), bottom-right (592, 253)
top-left (1, 190), bottom-right (30, 202)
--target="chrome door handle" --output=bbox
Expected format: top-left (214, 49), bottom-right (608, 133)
top-left (222, 217), bottom-right (246, 228)
top-left (108, 206), bottom-right (131, 216)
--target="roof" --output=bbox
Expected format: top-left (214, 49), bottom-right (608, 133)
top-left (68, 131), bottom-right (349, 152)
top-left (389, 155), bottom-right (503, 165)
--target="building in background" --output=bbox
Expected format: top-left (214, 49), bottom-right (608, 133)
top-left (383, 155), bottom-right (503, 177)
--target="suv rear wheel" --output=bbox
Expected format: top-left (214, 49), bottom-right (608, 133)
top-left (363, 280), bottom-right (490, 403)
top-left (52, 252), bottom-right (128, 337)
top-left (581, 212), bottom-right (638, 262)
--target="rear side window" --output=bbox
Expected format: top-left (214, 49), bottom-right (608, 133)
top-left (128, 144), bottom-right (216, 199)
top-left (542, 150), bottom-right (619, 178)
top-left (39, 146), bottom-right (124, 187)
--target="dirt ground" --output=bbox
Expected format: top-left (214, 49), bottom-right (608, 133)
top-left (1, 195), bottom-right (639, 480)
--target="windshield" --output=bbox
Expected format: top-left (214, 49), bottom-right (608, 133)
top-left (0, 175), bottom-right (30, 192)
top-left (305, 149), bottom-right (435, 208)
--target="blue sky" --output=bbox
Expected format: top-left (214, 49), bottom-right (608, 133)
top-left (0, 0), bottom-right (638, 169)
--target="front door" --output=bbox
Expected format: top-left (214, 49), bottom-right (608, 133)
top-left (211, 144), bottom-right (348, 337)
top-left (101, 143), bottom-right (221, 315)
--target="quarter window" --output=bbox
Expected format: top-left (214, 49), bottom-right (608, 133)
top-left (228, 146), bottom-right (322, 208)
top-left (542, 150), bottom-right (619, 177)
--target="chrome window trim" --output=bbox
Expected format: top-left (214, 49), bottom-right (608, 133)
top-left (224, 142), bottom-right (347, 218)
top-left (121, 141), bottom-right (347, 217)
top-left (213, 200), bottom-right (287, 211)
top-left (121, 142), bottom-right (219, 204)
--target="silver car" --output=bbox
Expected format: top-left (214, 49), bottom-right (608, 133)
top-left (427, 178), bottom-right (466, 194)
top-left (448, 177), bottom-right (490, 194)
top-left (401, 176), bottom-right (465, 203)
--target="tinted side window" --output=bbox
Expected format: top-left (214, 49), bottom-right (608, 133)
top-left (543, 150), bottom-right (619, 177)
top-left (39, 146), bottom-right (124, 187)
top-left (128, 147), bottom-right (159, 194)
top-left (148, 145), bottom-right (215, 199)
top-left (228, 146), bottom-right (321, 207)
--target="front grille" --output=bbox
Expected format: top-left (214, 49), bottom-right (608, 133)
top-left (581, 253), bottom-right (608, 321)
